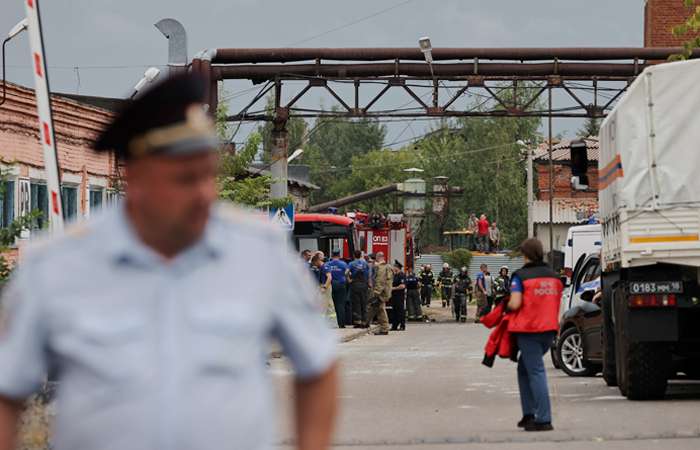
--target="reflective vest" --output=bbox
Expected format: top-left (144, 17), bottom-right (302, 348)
top-left (508, 263), bottom-right (562, 333)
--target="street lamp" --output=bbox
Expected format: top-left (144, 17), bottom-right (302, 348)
top-left (287, 148), bottom-right (304, 163)
top-left (418, 36), bottom-right (438, 108)
top-left (1, 18), bottom-right (29, 106)
top-left (130, 67), bottom-right (161, 99)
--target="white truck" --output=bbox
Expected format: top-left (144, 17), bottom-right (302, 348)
top-left (598, 59), bottom-right (700, 399)
top-left (563, 223), bottom-right (602, 279)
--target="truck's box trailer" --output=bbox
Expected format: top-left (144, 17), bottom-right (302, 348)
top-left (599, 59), bottom-right (700, 270)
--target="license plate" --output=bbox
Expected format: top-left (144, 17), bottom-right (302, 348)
top-left (629, 281), bottom-right (683, 295)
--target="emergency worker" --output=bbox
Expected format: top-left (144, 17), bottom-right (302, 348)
top-left (494, 265), bottom-right (511, 307)
top-left (438, 263), bottom-right (454, 308)
top-left (325, 249), bottom-right (351, 328)
top-left (348, 250), bottom-right (370, 328)
top-left (405, 270), bottom-right (422, 321)
top-left (0, 74), bottom-right (338, 450)
top-left (508, 238), bottom-right (563, 432)
top-left (366, 251), bottom-right (392, 334)
top-left (390, 261), bottom-right (407, 331)
top-left (453, 267), bottom-right (472, 322)
top-left (419, 264), bottom-right (435, 307)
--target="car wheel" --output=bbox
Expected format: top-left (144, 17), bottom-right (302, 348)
top-left (550, 344), bottom-right (561, 369)
top-left (557, 327), bottom-right (597, 377)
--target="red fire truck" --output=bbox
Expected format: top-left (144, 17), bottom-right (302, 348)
top-left (294, 212), bottom-right (414, 272)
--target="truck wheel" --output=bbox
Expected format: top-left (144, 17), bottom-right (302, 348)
top-left (557, 327), bottom-right (597, 377)
top-left (624, 341), bottom-right (670, 400)
top-left (601, 293), bottom-right (617, 387)
top-left (614, 305), bottom-right (629, 397)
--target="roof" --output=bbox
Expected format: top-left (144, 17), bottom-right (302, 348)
top-left (531, 199), bottom-right (599, 224)
top-left (295, 214), bottom-right (354, 226)
top-left (533, 138), bottom-right (599, 163)
top-left (55, 93), bottom-right (126, 112)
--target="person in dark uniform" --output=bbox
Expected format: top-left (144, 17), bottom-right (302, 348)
top-left (493, 265), bottom-right (511, 307)
top-left (348, 250), bottom-right (370, 328)
top-left (390, 261), bottom-right (407, 331)
top-left (405, 270), bottom-right (422, 321)
top-left (453, 266), bottom-right (472, 323)
top-left (419, 264), bottom-right (435, 307)
top-left (438, 263), bottom-right (453, 308)
top-left (508, 238), bottom-right (563, 432)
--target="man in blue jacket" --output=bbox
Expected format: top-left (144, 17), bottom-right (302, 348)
top-left (325, 250), bottom-right (351, 328)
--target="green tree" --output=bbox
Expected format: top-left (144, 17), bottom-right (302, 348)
top-left (305, 113), bottom-right (387, 204)
top-left (216, 94), bottom-right (288, 208)
top-left (577, 116), bottom-right (601, 138)
top-left (671, 0), bottom-right (700, 60)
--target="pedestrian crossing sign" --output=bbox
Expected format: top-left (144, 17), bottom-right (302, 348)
top-left (269, 203), bottom-right (295, 230)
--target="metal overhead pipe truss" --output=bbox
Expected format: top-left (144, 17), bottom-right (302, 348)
top-left (191, 47), bottom-right (698, 122)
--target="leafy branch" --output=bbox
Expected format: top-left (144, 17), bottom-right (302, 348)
top-left (670, 0), bottom-right (700, 60)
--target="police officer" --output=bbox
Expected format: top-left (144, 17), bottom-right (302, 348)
top-left (494, 265), bottom-right (511, 307)
top-left (0, 74), bottom-right (338, 450)
top-left (348, 250), bottom-right (370, 328)
top-left (419, 264), bottom-right (435, 307)
top-left (390, 261), bottom-right (407, 331)
top-left (366, 251), bottom-right (392, 334)
top-left (325, 249), bottom-right (351, 328)
top-left (453, 266), bottom-right (472, 323)
top-left (405, 270), bottom-right (422, 321)
top-left (508, 238), bottom-right (563, 432)
top-left (438, 263), bottom-right (453, 308)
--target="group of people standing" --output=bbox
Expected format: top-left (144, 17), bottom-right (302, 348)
top-left (304, 249), bottom-right (422, 335)
top-left (475, 264), bottom-right (512, 322)
top-left (467, 213), bottom-right (502, 253)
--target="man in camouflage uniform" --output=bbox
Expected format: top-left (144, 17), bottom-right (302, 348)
top-left (366, 251), bottom-right (393, 335)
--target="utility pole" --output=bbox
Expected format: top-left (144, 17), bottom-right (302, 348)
top-left (548, 85), bottom-right (554, 267)
top-left (527, 146), bottom-right (534, 238)
top-left (270, 81), bottom-right (289, 201)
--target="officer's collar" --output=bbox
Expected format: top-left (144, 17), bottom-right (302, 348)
top-left (107, 203), bottom-right (222, 265)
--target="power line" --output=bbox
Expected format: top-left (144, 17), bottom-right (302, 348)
top-left (288, 0), bottom-right (415, 46)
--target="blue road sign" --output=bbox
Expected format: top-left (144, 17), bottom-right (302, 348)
top-left (269, 203), bottom-right (295, 230)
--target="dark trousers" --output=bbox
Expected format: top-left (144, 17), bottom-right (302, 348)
top-left (516, 332), bottom-right (556, 424)
top-left (421, 285), bottom-right (433, 306)
top-left (350, 281), bottom-right (368, 325)
top-left (442, 285), bottom-right (451, 306)
top-left (453, 294), bottom-right (465, 322)
top-left (390, 294), bottom-right (406, 329)
top-left (406, 289), bottom-right (422, 319)
top-left (331, 283), bottom-right (350, 327)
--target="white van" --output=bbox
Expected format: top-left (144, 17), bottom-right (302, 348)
top-left (563, 224), bottom-right (601, 279)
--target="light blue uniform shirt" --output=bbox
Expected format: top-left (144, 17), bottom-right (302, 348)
top-left (0, 203), bottom-right (336, 450)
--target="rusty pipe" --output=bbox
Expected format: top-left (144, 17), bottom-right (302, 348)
top-left (212, 47), bottom-right (697, 63)
top-left (214, 62), bottom-right (645, 80)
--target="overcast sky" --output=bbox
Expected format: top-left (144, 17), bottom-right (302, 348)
top-left (2, 0), bottom-right (645, 144)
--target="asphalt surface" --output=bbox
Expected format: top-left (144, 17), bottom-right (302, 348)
top-left (271, 303), bottom-right (700, 449)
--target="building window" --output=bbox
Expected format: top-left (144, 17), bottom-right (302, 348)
top-left (0, 181), bottom-right (15, 228)
top-left (30, 183), bottom-right (48, 230)
top-left (61, 185), bottom-right (78, 220)
top-left (89, 188), bottom-right (104, 212)
top-left (105, 190), bottom-right (122, 206)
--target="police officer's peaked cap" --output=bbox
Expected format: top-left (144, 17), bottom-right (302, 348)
top-left (95, 73), bottom-right (218, 160)
top-left (394, 260), bottom-right (403, 269)
top-left (331, 249), bottom-right (341, 256)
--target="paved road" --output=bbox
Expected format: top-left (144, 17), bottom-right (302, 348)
top-left (271, 311), bottom-right (700, 449)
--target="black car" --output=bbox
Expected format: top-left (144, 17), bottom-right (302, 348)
top-left (555, 254), bottom-right (603, 377)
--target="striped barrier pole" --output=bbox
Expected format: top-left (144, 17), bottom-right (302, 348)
top-left (24, 0), bottom-right (64, 233)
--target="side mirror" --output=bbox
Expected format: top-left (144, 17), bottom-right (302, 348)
top-left (580, 289), bottom-right (595, 302)
top-left (560, 276), bottom-right (568, 287)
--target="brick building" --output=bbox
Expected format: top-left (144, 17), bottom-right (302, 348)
top-left (531, 138), bottom-right (600, 255)
top-left (645, 0), bottom-right (699, 47)
top-left (0, 82), bottom-right (120, 238)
